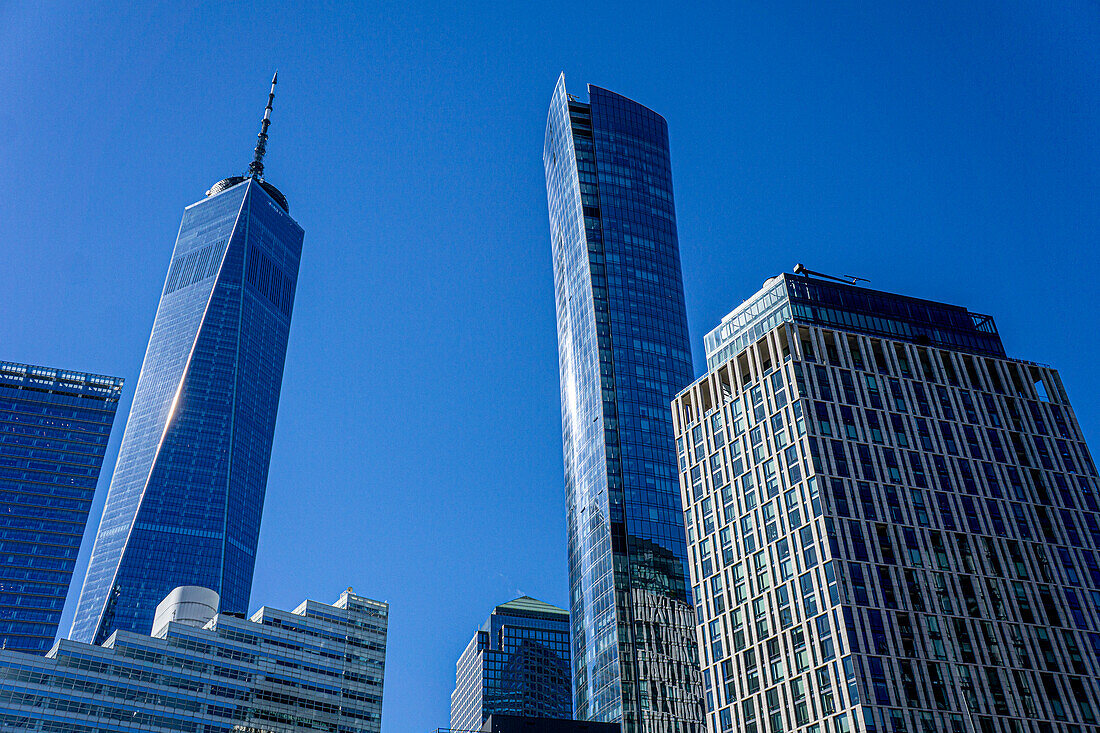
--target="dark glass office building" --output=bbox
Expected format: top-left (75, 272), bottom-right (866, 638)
top-left (451, 597), bottom-right (573, 731)
top-left (0, 361), bottom-right (123, 653)
top-left (543, 74), bottom-right (704, 732)
top-left (70, 78), bottom-right (304, 644)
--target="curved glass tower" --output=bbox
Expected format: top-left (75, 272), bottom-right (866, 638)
top-left (70, 76), bottom-right (303, 644)
top-left (543, 74), bottom-right (704, 733)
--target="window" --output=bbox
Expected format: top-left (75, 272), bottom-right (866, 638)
top-left (800, 525), bottom-right (818, 568)
top-left (816, 402), bottom-right (832, 436)
top-left (866, 410), bottom-right (884, 443)
top-left (891, 414), bottom-right (909, 447)
top-left (784, 445), bottom-right (802, 487)
top-left (800, 572), bottom-right (818, 616)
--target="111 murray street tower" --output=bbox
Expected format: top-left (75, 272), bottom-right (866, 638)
top-left (70, 76), bottom-right (304, 643)
top-left (543, 74), bottom-right (704, 733)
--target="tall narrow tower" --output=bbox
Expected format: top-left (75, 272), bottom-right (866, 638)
top-left (71, 75), bottom-right (304, 644)
top-left (543, 74), bottom-right (704, 733)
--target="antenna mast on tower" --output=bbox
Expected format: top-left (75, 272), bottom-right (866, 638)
top-left (248, 72), bottom-right (277, 180)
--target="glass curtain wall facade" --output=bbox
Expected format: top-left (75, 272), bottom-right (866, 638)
top-left (0, 362), bottom-right (123, 654)
top-left (451, 596), bottom-right (572, 731)
top-left (543, 74), bottom-right (703, 733)
top-left (70, 177), bottom-right (303, 644)
top-left (675, 273), bottom-right (1100, 733)
top-left (0, 588), bottom-right (387, 732)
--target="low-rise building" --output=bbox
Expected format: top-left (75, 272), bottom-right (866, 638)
top-left (0, 587), bottom-right (387, 732)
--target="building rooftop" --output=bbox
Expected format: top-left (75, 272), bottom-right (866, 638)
top-left (206, 175), bottom-right (289, 213)
top-left (495, 596), bottom-right (569, 618)
top-left (704, 271), bottom-right (1005, 370)
top-left (0, 360), bottom-right (124, 400)
top-left (0, 587), bottom-right (386, 732)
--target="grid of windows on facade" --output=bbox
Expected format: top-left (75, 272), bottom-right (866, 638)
top-left (0, 361), bottom-right (123, 654)
top-left (451, 597), bottom-right (572, 732)
top-left (676, 305), bottom-right (1100, 733)
top-left (71, 177), bottom-right (304, 646)
top-left (543, 72), bottom-right (703, 733)
top-left (0, 588), bottom-right (387, 732)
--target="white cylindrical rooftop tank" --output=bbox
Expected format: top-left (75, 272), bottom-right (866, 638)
top-left (151, 586), bottom-right (220, 638)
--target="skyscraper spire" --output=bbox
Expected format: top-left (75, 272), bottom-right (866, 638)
top-left (204, 72), bottom-right (289, 212)
top-left (248, 72), bottom-right (277, 180)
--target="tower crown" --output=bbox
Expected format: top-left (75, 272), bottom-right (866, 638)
top-left (206, 72), bottom-right (289, 213)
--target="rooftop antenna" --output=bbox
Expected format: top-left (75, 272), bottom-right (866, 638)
top-left (248, 72), bottom-right (277, 180)
top-left (793, 263), bottom-right (869, 286)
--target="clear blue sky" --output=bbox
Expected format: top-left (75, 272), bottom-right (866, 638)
top-left (2, 2), bottom-right (1098, 730)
